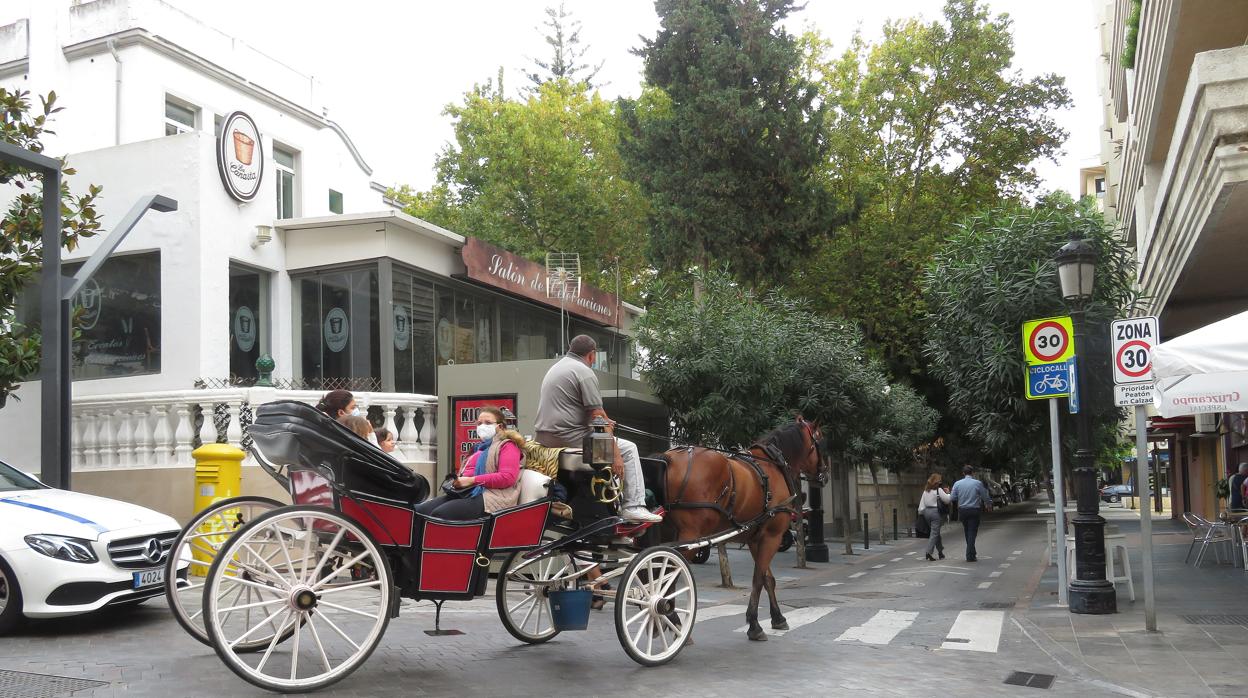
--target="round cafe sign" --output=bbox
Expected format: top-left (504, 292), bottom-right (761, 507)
top-left (323, 307), bottom-right (350, 353)
top-left (216, 111), bottom-right (264, 202)
top-left (233, 306), bottom-right (257, 352)
top-left (393, 304), bottom-right (410, 351)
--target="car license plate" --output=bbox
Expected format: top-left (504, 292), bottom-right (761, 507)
top-left (133, 568), bottom-right (164, 589)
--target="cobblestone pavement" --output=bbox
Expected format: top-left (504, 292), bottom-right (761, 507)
top-left (0, 500), bottom-right (1206, 698)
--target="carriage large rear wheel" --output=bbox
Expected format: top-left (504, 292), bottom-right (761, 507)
top-left (165, 496), bottom-right (285, 649)
top-left (203, 506), bottom-right (393, 694)
top-left (614, 546), bottom-right (696, 666)
top-left (496, 550), bottom-right (579, 644)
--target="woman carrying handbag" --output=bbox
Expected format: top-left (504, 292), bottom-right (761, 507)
top-left (918, 473), bottom-right (953, 561)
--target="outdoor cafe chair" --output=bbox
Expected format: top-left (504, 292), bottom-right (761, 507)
top-left (1183, 512), bottom-right (1233, 566)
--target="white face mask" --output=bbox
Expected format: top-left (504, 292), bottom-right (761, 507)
top-left (476, 423), bottom-right (498, 441)
top-left (350, 407), bottom-right (361, 417)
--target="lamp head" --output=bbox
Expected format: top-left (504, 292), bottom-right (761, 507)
top-left (1055, 234), bottom-right (1097, 304)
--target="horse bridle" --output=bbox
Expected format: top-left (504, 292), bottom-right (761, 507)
top-left (797, 417), bottom-right (831, 487)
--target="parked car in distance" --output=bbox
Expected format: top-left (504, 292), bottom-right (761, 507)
top-left (1100, 484), bottom-right (1134, 503)
top-left (0, 459), bottom-right (185, 635)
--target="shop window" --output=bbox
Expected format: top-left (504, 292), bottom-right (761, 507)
top-left (435, 287), bottom-right (494, 367)
top-left (295, 266), bottom-right (379, 387)
top-left (275, 146), bottom-right (298, 219)
top-left (229, 265), bottom-right (269, 380)
top-left (26, 252), bottom-right (164, 380)
top-left (392, 270), bottom-right (436, 394)
top-left (164, 96), bottom-right (198, 136)
top-left (329, 189), bottom-right (343, 214)
top-left (500, 304), bottom-right (561, 361)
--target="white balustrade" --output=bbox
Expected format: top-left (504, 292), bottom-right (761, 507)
top-left (69, 388), bottom-right (437, 471)
top-left (151, 404), bottom-right (172, 465)
top-left (173, 405), bottom-right (194, 463)
top-left (97, 409), bottom-right (115, 466)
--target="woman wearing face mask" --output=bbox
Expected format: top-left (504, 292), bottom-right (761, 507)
top-left (316, 390), bottom-right (358, 420)
top-left (414, 406), bottom-right (523, 520)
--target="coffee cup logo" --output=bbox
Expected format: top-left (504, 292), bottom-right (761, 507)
top-left (216, 111), bottom-right (264, 202)
top-left (234, 306), bottom-right (257, 352)
top-left (323, 307), bottom-right (349, 353)
top-left (73, 278), bottom-right (103, 331)
top-left (393, 304), bottom-right (410, 351)
top-left (232, 130), bottom-right (255, 165)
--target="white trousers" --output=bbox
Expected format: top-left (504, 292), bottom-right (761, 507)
top-left (617, 436), bottom-right (645, 509)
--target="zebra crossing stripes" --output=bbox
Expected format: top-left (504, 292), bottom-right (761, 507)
top-left (733, 606), bottom-right (836, 637)
top-left (695, 606), bottom-right (1008, 653)
top-left (941, 610), bottom-right (1005, 653)
top-left (696, 604), bottom-right (747, 622)
top-left (835, 610), bottom-right (918, 645)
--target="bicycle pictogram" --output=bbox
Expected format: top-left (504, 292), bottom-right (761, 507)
top-left (1033, 373), bottom-right (1067, 394)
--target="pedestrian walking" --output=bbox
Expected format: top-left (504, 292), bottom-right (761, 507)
top-left (950, 465), bottom-right (992, 562)
top-left (918, 473), bottom-right (952, 561)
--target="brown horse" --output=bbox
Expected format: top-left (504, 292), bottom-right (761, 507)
top-left (662, 417), bottom-right (828, 641)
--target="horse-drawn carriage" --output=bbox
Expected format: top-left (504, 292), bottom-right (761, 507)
top-left (163, 401), bottom-right (706, 693)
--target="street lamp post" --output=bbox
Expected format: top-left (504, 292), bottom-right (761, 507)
top-left (1055, 233), bottom-right (1117, 615)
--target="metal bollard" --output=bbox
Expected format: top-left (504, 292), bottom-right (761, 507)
top-left (863, 513), bottom-right (869, 550)
top-left (893, 508), bottom-right (898, 541)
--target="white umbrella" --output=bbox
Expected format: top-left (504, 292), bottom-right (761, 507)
top-left (1153, 309), bottom-right (1248, 417)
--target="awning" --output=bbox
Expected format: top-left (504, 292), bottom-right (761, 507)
top-left (1153, 310), bottom-right (1248, 416)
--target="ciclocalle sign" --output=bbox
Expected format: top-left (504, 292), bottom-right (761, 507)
top-left (460, 237), bottom-right (619, 327)
top-left (216, 111), bottom-right (264, 202)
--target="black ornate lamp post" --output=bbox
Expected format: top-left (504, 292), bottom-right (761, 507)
top-left (1055, 233), bottom-right (1117, 615)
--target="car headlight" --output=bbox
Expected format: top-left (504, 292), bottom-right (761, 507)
top-left (24, 534), bottom-right (99, 563)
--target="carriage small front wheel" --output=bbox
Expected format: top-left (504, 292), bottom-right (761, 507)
top-left (202, 505), bottom-right (394, 694)
top-left (496, 550), bottom-right (581, 644)
top-left (614, 546), bottom-right (697, 666)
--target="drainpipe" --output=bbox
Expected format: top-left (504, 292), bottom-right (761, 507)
top-left (107, 39), bottom-right (122, 146)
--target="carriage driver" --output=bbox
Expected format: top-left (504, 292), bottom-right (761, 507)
top-left (535, 335), bottom-right (662, 523)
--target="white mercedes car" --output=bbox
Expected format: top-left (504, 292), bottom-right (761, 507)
top-left (0, 459), bottom-right (184, 634)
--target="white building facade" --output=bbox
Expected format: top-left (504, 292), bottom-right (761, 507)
top-left (0, 0), bottom-right (642, 521)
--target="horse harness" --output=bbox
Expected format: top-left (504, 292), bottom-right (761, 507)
top-left (666, 442), bottom-right (801, 532)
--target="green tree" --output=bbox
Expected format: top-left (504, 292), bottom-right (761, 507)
top-left (922, 196), bottom-right (1141, 475)
top-left (619, 0), bottom-right (843, 287)
top-left (1, 88), bottom-right (103, 407)
top-left (790, 0), bottom-right (1072, 376)
top-left (524, 3), bottom-right (604, 93)
top-left (390, 78), bottom-right (649, 299)
top-left (634, 268), bottom-right (935, 457)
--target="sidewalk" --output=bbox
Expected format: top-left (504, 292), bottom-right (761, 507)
top-left (1022, 509), bottom-right (1248, 697)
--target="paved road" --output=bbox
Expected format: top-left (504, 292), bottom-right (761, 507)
top-left (0, 498), bottom-right (1145, 697)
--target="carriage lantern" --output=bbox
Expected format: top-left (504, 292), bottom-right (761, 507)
top-left (586, 415), bottom-right (614, 467)
top-left (501, 407), bottom-right (517, 429)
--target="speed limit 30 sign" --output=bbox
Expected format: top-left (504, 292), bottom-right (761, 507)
top-left (1111, 316), bottom-right (1159, 385)
top-left (1022, 316), bottom-right (1075, 366)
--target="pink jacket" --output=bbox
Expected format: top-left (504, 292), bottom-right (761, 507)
top-left (461, 440), bottom-right (521, 489)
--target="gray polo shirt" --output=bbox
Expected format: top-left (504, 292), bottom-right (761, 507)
top-left (534, 354), bottom-right (602, 447)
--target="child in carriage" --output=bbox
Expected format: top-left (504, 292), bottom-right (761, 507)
top-left (414, 405), bottom-right (523, 520)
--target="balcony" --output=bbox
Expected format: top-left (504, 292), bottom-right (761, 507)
top-left (1136, 44), bottom-right (1248, 338)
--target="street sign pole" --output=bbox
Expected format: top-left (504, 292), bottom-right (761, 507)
top-left (1135, 405), bottom-right (1156, 630)
top-left (1051, 398), bottom-right (1069, 606)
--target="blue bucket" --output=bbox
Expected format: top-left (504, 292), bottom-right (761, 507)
top-left (548, 588), bottom-right (593, 631)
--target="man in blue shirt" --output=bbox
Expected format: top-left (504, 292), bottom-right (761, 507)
top-left (950, 465), bottom-right (992, 561)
